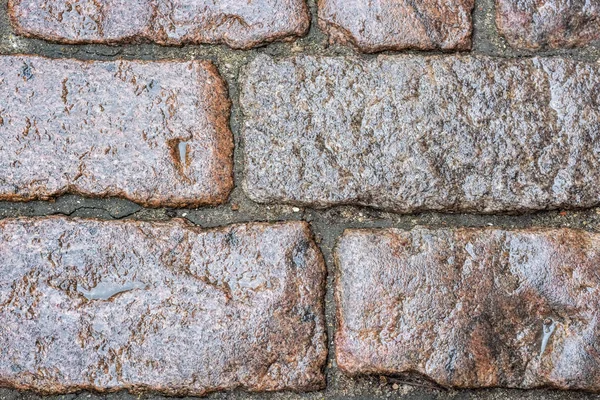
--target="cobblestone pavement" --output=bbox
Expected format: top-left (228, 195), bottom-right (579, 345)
top-left (1, 0), bottom-right (600, 398)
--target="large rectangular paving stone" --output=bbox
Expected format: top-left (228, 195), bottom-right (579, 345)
top-left (0, 217), bottom-right (326, 395)
top-left (242, 55), bottom-right (600, 214)
top-left (335, 227), bottom-right (600, 390)
top-left (8, 0), bottom-right (310, 49)
top-left (496, 0), bottom-right (600, 49)
top-left (0, 56), bottom-right (233, 208)
top-left (318, 0), bottom-right (474, 52)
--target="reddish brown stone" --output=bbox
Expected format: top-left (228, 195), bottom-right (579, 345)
top-left (7, 0), bottom-right (310, 48)
top-left (496, 0), bottom-right (600, 49)
top-left (0, 56), bottom-right (233, 208)
top-left (336, 227), bottom-right (600, 390)
top-left (317, 0), bottom-right (474, 52)
top-left (0, 217), bottom-right (326, 395)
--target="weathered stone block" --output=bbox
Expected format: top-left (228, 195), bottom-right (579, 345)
top-left (336, 227), bottom-right (600, 390)
top-left (0, 56), bottom-right (233, 207)
top-left (496, 0), bottom-right (600, 49)
top-left (318, 0), bottom-right (474, 52)
top-left (242, 55), bottom-right (600, 214)
top-left (0, 217), bottom-right (326, 395)
top-left (8, 0), bottom-right (310, 48)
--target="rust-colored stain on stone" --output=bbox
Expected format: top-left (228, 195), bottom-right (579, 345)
top-left (317, 0), bottom-right (474, 52)
top-left (0, 217), bottom-right (327, 395)
top-left (242, 55), bottom-right (600, 214)
top-left (0, 56), bottom-right (233, 208)
top-left (335, 227), bottom-right (600, 390)
top-left (496, 0), bottom-right (600, 49)
top-left (8, 0), bottom-right (310, 48)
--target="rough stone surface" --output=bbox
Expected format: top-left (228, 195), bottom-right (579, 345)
top-left (317, 0), bottom-right (474, 52)
top-left (241, 55), bottom-right (600, 214)
top-left (496, 0), bottom-right (600, 49)
top-left (0, 217), bottom-right (326, 395)
top-left (335, 227), bottom-right (600, 390)
top-left (7, 0), bottom-right (310, 49)
top-left (0, 56), bottom-right (233, 208)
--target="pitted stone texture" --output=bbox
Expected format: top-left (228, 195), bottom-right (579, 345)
top-left (0, 56), bottom-right (233, 208)
top-left (8, 0), bottom-right (310, 48)
top-left (318, 0), bottom-right (474, 52)
top-left (336, 227), bottom-right (600, 390)
top-left (0, 217), bottom-right (326, 395)
top-left (242, 55), bottom-right (600, 214)
top-left (496, 0), bottom-right (600, 49)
